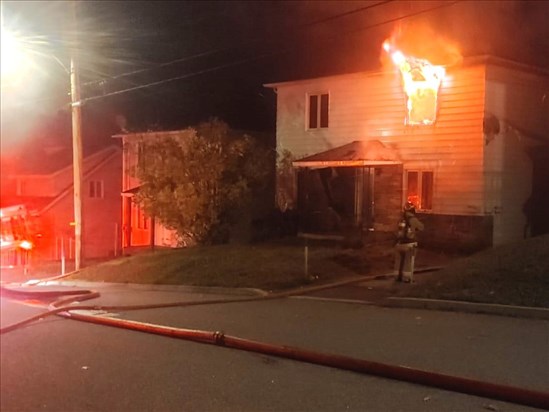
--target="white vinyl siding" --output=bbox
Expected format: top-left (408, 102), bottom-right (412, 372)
top-left (275, 65), bottom-right (486, 216)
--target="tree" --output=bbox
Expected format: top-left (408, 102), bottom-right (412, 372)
top-left (134, 118), bottom-right (271, 245)
top-left (276, 149), bottom-right (296, 212)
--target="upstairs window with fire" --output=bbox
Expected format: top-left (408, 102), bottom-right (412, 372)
top-left (383, 41), bottom-right (445, 126)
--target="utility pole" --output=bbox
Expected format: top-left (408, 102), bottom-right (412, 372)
top-left (70, 0), bottom-right (83, 270)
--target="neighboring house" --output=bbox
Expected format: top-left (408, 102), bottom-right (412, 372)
top-left (2, 145), bottom-right (122, 260)
top-left (265, 55), bottom-right (549, 251)
top-left (114, 130), bottom-right (190, 252)
top-left (114, 128), bottom-right (276, 252)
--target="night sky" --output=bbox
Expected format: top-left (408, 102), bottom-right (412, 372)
top-left (1, 0), bottom-right (548, 155)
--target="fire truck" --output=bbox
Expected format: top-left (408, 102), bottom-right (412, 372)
top-left (0, 204), bottom-right (35, 271)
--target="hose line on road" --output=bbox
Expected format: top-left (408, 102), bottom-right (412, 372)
top-left (1, 278), bottom-right (548, 410)
top-left (64, 308), bottom-right (549, 410)
top-left (1, 269), bottom-right (407, 334)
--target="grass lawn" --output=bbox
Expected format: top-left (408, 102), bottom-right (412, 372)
top-left (396, 234), bottom-right (549, 308)
top-left (66, 238), bottom-right (397, 291)
top-left (4, 235), bottom-right (547, 308)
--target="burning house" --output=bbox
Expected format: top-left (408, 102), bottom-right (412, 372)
top-left (265, 45), bottom-right (548, 251)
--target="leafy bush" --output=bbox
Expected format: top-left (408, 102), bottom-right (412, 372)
top-left (134, 118), bottom-right (271, 245)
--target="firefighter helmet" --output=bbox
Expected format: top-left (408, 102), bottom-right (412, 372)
top-left (404, 201), bottom-right (416, 213)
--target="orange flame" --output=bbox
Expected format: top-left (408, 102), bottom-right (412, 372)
top-left (383, 39), bottom-right (445, 126)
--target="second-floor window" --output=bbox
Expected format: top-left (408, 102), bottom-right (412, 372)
top-left (89, 180), bottom-right (104, 198)
top-left (406, 170), bottom-right (433, 210)
top-left (308, 93), bottom-right (329, 129)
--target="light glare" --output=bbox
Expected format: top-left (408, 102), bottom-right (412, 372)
top-left (1, 24), bottom-right (33, 86)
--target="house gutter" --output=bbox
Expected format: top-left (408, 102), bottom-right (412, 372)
top-left (292, 160), bottom-right (400, 168)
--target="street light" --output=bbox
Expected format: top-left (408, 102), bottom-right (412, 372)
top-left (1, 8), bottom-right (84, 271)
top-left (1, 27), bottom-right (23, 76)
top-left (1, 24), bottom-right (33, 88)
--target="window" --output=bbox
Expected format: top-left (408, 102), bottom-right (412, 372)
top-left (308, 93), bottom-right (329, 129)
top-left (406, 171), bottom-right (433, 210)
top-left (135, 203), bottom-right (148, 229)
top-left (89, 180), bottom-right (104, 198)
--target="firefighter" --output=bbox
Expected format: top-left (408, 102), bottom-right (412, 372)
top-left (394, 201), bottom-right (424, 283)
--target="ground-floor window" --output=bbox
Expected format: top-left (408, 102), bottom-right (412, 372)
top-left (406, 170), bottom-right (433, 210)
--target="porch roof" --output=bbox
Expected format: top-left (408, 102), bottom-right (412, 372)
top-left (292, 140), bottom-right (401, 168)
top-left (121, 186), bottom-right (141, 197)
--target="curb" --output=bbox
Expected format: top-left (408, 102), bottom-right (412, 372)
top-left (6, 270), bottom-right (547, 321)
top-left (35, 280), bottom-right (268, 297)
top-left (382, 297), bottom-right (549, 320)
top-left (1, 267), bottom-right (441, 300)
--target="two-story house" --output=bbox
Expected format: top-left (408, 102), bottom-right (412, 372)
top-left (265, 55), bottom-right (548, 251)
top-left (2, 144), bottom-right (122, 260)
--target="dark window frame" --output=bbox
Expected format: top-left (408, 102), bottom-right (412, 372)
top-left (307, 93), bottom-right (329, 129)
top-left (89, 180), bottom-right (104, 199)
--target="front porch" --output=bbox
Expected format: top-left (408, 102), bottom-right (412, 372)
top-left (292, 140), bottom-right (403, 242)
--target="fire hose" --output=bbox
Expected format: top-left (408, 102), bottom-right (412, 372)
top-left (1, 279), bottom-right (548, 410)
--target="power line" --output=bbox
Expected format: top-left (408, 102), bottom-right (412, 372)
top-left (5, 1), bottom-right (460, 108)
top-left (5, 2), bottom-right (396, 108)
top-left (80, 1), bottom-right (394, 87)
top-left (81, 51), bottom-right (285, 103)
top-left (338, 0), bottom-right (460, 38)
top-left (81, 1), bottom-right (461, 104)
top-left (302, 0), bottom-right (393, 27)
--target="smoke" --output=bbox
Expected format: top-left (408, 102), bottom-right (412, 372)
top-left (382, 22), bottom-right (463, 67)
top-left (281, 0), bottom-right (549, 71)
top-left (394, 1), bottom-right (548, 68)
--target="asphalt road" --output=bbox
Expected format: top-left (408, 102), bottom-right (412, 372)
top-left (1, 284), bottom-right (548, 411)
